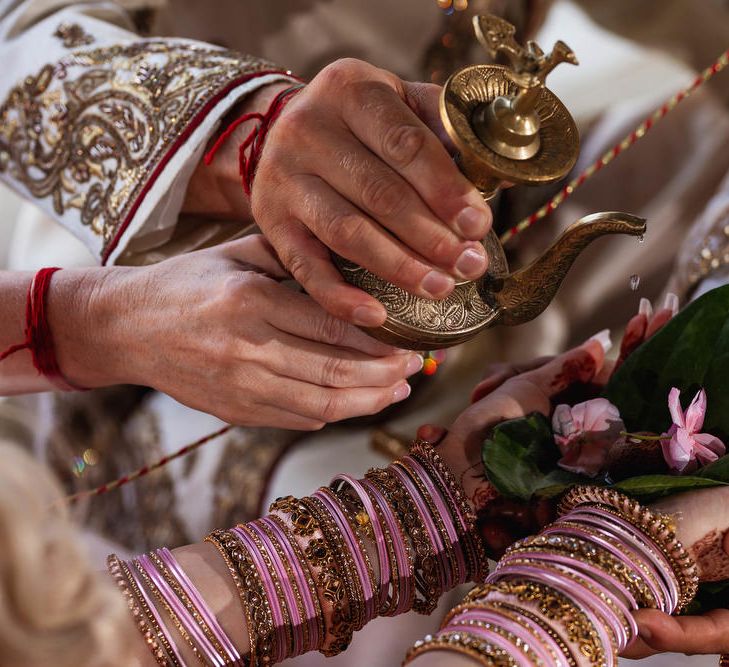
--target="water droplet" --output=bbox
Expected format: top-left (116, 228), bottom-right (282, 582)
top-left (638, 234), bottom-right (645, 244)
top-left (629, 274), bottom-right (640, 291)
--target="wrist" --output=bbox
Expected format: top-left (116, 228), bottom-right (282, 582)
top-left (182, 81), bottom-right (296, 220)
top-left (50, 266), bottom-right (136, 388)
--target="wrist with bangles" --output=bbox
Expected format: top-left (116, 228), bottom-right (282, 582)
top-left (109, 439), bottom-right (483, 665)
top-left (405, 485), bottom-right (698, 667)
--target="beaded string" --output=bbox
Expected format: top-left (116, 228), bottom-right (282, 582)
top-left (499, 47), bottom-right (729, 244)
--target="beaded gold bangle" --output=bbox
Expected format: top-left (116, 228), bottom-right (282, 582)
top-left (205, 528), bottom-right (275, 665)
top-left (107, 554), bottom-right (181, 667)
top-left (203, 530), bottom-right (256, 664)
top-left (366, 466), bottom-right (441, 614)
top-left (307, 494), bottom-right (365, 630)
top-left (469, 580), bottom-right (606, 665)
top-left (131, 557), bottom-right (203, 663)
top-left (147, 551), bottom-right (231, 663)
top-left (521, 526), bottom-right (661, 608)
top-left (558, 486), bottom-right (699, 608)
top-left (270, 496), bottom-right (353, 656)
top-left (236, 523), bottom-right (294, 661)
top-left (404, 631), bottom-right (518, 667)
top-left (266, 514), bottom-right (325, 648)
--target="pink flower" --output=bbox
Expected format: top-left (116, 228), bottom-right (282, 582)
top-left (552, 398), bottom-right (625, 477)
top-left (661, 387), bottom-right (726, 473)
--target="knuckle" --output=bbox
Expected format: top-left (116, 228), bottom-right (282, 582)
top-left (319, 209), bottom-right (367, 247)
top-left (425, 229), bottom-right (458, 262)
top-left (318, 58), bottom-right (365, 89)
top-left (382, 123), bottom-right (425, 169)
top-left (282, 248), bottom-right (315, 289)
top-left (319, 391), bottom-right (347, 422)
top-left (391, 252), bottom-right (424, 288)
top-left (317, 315), bottom-right (349, 346)
top-left (361, 174), bottom-right (407, 218)
top-left (321, 356), bottom-right (355, 386)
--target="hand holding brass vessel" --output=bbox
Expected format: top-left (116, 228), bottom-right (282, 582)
top-left (334, 14), bottom-right (646, 350)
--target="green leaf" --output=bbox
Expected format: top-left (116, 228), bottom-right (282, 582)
top-left (604, 285), bottom-right (729, 440)
top-left (697, 454), bottom-right (729, 482)
top-left (482, 413), bottom-right (585, 501)
top-left (611, 474), bottom-right (727, 503)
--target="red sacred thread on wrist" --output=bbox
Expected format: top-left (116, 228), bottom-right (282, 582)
top-left (204, 84), bottom-right (305, 196)
top-left (0, 267), bottom-right (85, 391)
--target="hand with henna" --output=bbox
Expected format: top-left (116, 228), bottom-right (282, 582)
top-left (418, 293), bottom-right (681, 556)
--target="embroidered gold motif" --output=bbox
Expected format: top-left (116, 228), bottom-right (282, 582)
top-left (54, 23), bottom-right (95, 48)
top-left (0, 41), bottom-right (276, 259)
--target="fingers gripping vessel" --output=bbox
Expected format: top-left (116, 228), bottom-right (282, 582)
top-left (335, 14), bottom-right (646, 350)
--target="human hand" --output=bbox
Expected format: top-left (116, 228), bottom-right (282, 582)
top-left (54, 236), bottom-right (422, 429)
top-left (623, 485), bottom-right (729, 659)
top-left (251, 59), bottom-right (493, 326)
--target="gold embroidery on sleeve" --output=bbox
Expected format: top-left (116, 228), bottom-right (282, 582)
top-left (53, 23), bottom-right (95, 48)
top-left (0, 41), bottom-right (277, 258)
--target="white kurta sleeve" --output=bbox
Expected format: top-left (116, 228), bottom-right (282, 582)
top-left (0, 1), bottom-right (295, 264)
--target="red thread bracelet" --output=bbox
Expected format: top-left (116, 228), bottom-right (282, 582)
top-left (0, 267), bottom-right (85, 391)
top-left (204, 83), bottom-right (305, 196)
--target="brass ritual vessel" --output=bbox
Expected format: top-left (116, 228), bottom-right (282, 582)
top-left (335, 14), bottom-right (647, 350)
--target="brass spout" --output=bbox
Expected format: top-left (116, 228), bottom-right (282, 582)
top-left (490, 212), bottom-right (647, 326)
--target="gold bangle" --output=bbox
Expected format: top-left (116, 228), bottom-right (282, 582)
top-left (404, 631), bottom-right (518, 667)
top-left (270, 495), bottom-right (353, 656)
top-left (260, 515), bottom-right (323, 654)
top-left (514, 528), bottom-right (660, 608)
top-left (470, 580), bottom-right (606, 665)
top-left (410, 439), bottom-right (489, 582)
top-left (236, 523), bottom-right (293, 660)
top-left (558, 486), bottom-right (698, 609)
top-left (366, 466), bottom-right (441, 614)
top-left (147, 552), bottom-right (231, 664)
top-left (107, 554), bottom-right (180, 667)
top-left (205, 528), bottom-right (274, 665)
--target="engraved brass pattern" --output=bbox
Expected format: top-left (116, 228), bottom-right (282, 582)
top-left (0, 41), bottom-right (274, 257)
top-left (339, 213), bottom-right (646, 350)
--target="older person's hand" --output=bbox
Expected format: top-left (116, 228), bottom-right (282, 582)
top-left (186, 59), bottom-right (492, 327)
top-left (47, 235), bottom-right (421, 429)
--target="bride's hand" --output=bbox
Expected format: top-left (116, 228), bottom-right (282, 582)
top-left (623, 485), bottom-right (729, 659)
top-left (432, 337), bottom-right (608, 510)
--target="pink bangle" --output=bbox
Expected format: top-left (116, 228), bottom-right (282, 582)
top-left (390, 463), bottom-right (450, 593)
top-left (403, 455), bottom-right (467, 586)
top-left (566, 506), bottom-right (679, 611)
top-left (259, 516), bottom-right (322, 652)
top-left (137, 554), bottom-right (225, 666)
top-left (313, 488), bottom-right (377, 625)
top-left (231, 525), bottom-right (288, 663)
top-left (493, 565), bottom-right (617, 666)
top-left (155, 548), bottom-right (243, 665)
top-left (360, 477), bottom-right (415, 616)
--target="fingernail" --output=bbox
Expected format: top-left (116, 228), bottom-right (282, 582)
top-left (352, 305), bottom-right (385, 328)
top-left (393, 382), bottom-right (412, 403)
top-left (589, 328), bottom-right (612, 353)
top-left (664, 292), bottom-right (679, 316)
top-left (456, 206), bottom-right (488, 239)
top-left (639, 297), bottom-right (653, 319)
top-left (406, 354), bottom-right (424, 376)
top-left (455, 246), bottom-right (487, 278)
top-left (421, 271), bottom-right (455, 298)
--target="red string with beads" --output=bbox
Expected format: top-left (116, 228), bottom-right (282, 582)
top-left (0, 267), bottom-right (83, 391)
top-left (204, 84), bottom-right (305, 196)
